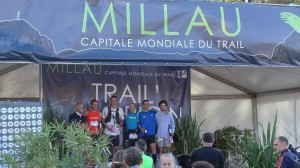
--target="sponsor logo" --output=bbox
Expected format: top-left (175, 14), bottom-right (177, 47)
top-left (20, 121), bottom-right (25, 126)
top-left (14, 114), bottom-right (19, 120)
top-left (8, 114), bottom-right (13, 120)
top-left (8, 128), bottom-right (13, 134)
top-left (25, 107), bottom-right (31, 112)
top-left (14, 121), bottom-right (20, 127)
top-left (2, 143), bottom-right (8, 148)
top-left (37, 120), bottom-right (42, 125)
top-left (37, 107), bottom-right (42, 112)
top-left (20, 128), bottom-right (26, 133)
top-left (32, 114), bottom-right (36, 119)
top-left (37, 113), bottom-right (42, 119)
top-left (2, 129), bottom-right (7, 134)
top-left (2, 122), bottom-right (7, 127)
top-left (20, 114), bottom-right (25, 120)
top-left (7, 121), bottom-right (13, 127)
top-left (14, 107), bottom-right (19, 113)
top-left (32, 120), bottom-right (36, 126)
top-left (14, 128), bottom-right (20, 134)
top-left (20, 107), bottom-right (25, 113)
top-left (26, 114), bottom-right (31, 119)
top-left (8, 135), bottom-right (13, 141)
top-left (8, 149), bottom-right (14, 155)
top-left (7, 107), bottom-right (13, 113)
top-left (1, 108), bottom-right (7, 113)
top-left (32, 127), bottom-right (37, 133)
top-left (2, 115), bottom-right (7, 120)
top-left (2, 135), bottom-right (8, 141)
top-left (26, 121), bottom-right (31, 126)
top-left (8, 143), bottom-right (14, 148)
top-left (31, 107), bottom-right (37, 112)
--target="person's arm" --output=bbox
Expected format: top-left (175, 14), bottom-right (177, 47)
top-left (170, 113), bottom-right (175, 134)
top-left (118, 108), bottom-right (124, 127)
top-left (280, 155), bottom-right (293, 168)
top-left (138, 112), bottom-right (145, 133)
top-left (68, 113), bottom-right (73, 123)
top-left (101, 107), bottom-right (111, 130)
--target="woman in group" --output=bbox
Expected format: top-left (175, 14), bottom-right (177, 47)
top-left (112, 150), bottom-right (126, 168)
top-left (125, 103), bottom-right (139, 147)
top-left (160, 153), bottom-right (177, 168)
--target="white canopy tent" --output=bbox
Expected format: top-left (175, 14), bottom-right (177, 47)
top-left (0, 63), bottom-right (299, 146)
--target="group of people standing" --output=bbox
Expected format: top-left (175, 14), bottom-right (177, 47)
top-left (68, 96), bottom-right (175, 166)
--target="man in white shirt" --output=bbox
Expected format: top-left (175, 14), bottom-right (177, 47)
top-left (102, 95), bottom-right (124, 154)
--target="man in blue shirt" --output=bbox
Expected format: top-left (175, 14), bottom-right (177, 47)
top-left (138, 100), bottom-right (157, 165)
top-left (125, 103), bottom-right (139, 147)
top-left (274, 136), bottom-right (298, 168)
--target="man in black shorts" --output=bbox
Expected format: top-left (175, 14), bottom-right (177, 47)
top-left (102, 96), bottom-right (124, 155)
top-left (138, 100), bottom-right (157, 165)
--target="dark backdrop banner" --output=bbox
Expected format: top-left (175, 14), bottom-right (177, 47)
top-left (0, 1), bottom-right (300, 66)
top-left (42, 64), bottom-right (190, 120)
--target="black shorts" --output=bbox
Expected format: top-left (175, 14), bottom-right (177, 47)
top-left (141, 135), bottom-right (156, 145)
top-left (109, 135), bottom-right (120, 147)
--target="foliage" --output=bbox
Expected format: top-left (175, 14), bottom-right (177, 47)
top-left (1, 122), bottom-right (110, 168)
top-left (237, 113), bottom-right (278, 168)
top-left (43, 107), bottom-right (64, 124)
top-left (174, 115), bottom-right (205, 155)
top-left (214, 126), bottom-right (252, 167)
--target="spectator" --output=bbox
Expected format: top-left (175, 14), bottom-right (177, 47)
top-left (112, 150), bottom-right (126, 168)
top-left (273, 136), bottom-right (298, 168)
top-left (135, 139), bottom-right (153, 168)
top-left (191, 161), bottom-right (214, 168)
top-left (160, 153), bottom-right (176, 168)
top-left (189, 132), bottom-right (224, 168)
top-left (125, 147), bottom-right (143, 168)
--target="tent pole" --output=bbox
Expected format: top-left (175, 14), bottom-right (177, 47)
top-left (294, 97), bottom-right (298, 147)
top-left (252, 96), bottom-right (259, 142)
top-left (39, 64), bottom-right (43, 102)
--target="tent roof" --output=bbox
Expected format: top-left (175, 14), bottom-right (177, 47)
top-left (193, 66), bottom-right (300, 95)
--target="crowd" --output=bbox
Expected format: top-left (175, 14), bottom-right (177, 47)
top-left (68, 96), bottom-right (300, 168)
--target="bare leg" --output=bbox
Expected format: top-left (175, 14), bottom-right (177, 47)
top-left (159, 146), bottom-right (163, 156)
top-left (166, 146), bottom-right (171, 153)
top-left (150, 143), bottom-right (157, 154)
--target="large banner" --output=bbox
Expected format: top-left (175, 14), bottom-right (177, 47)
top-left (0, 1), bottom-right (300, 66)
top-left (0, 101), bottom-right (43, 167)
top-left (42, 64), bottom-right (190, 120)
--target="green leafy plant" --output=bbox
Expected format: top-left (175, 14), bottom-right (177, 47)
top-left (43, 107), bottom-right (64, 124)
top-left (238, 113), bottom-right (278, 168)
top-left (1, 122), bottom-right (110, 168)
top-left (174, 115), bottom-right (205, 155)
top-left (214, 126), bottom-right (252, 167)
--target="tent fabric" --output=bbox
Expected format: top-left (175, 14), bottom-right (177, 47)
top-left (0, 1), bottom-right (300, 66)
